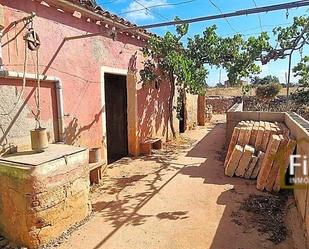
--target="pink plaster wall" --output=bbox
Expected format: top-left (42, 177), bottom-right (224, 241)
top-left (0, 0), bottom-right (171, 155)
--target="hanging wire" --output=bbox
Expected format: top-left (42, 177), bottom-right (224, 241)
top-left (252, 0), bottom-right (263, 31)
top-left (118, 0), bottom-right (197, 15)
top-left (208, 0), bottom-right (237, 33)
top-left (132, 0), bottom-right (169, 21)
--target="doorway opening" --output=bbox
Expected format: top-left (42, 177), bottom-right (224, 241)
top-left (179, 99), bottom-right (186, 133)
top-left (104, 73), bottom-right (128, 164)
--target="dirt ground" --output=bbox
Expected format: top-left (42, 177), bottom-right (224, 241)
top-left (53, 115), bottom-right (306, 249)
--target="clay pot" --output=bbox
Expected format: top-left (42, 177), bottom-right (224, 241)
top-left (30, 128), bottom-right (49, 152)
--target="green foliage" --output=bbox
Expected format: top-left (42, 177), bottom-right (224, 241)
top-left (221, 32), bottom-right (271, 85)
top-left (256, 83), bottom-right (282, 101)
top-left (188, 26), bottom-right (271, 86)
top-left (291, 89), bottom-right (309, 104)
top-left (273, 16), bottom-right (309, 52)
top-left (261, 16), bottom-right (309, 64)
top-left (241, 83), bottom-right (252, 96)
top-left (293, 56), bottom-right (309, 87)
top-left (187, 25), bottom-right (221, 67)
top-left (140, 18), bottom-right (208, 137)
top-left (291, 56), bottom-right (309, 104)
top-left (140, 18), bottom-right (207, 95)
top-left (251, 75), bottom-right (280, 86)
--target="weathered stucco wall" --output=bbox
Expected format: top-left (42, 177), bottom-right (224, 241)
top-left (0, 80), bottom-right (58, 154)
top-left (186, 93), bottom-right (198, 129)
top-left (0, 0), bottom-right (172, 158)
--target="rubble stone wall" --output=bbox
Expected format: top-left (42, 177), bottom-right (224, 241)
top-left (206, 96), bottom-right (237, 114)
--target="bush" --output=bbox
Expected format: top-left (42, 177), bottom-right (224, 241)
top-left (291, 89), bottom-right (309, 104)
top-left (256, 83), bottom-right (282, 101)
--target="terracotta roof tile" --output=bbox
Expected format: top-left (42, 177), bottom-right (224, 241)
top-left (65, 0), bottom-right (155, 38)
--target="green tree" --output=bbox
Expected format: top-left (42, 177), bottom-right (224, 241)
top-left (291, 56), bottom-right (309, 103)
top-left (188, 25), bottom-right (271, 86)
top-left (219, 32), bottom-right (271, 85)
top-left (140, 19), bottom-right (207, 139)
top-left (187, 25), bottom-right (221, 67)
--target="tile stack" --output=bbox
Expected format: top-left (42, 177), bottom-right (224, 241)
top-left (224, 120), bottom-right (296, 192)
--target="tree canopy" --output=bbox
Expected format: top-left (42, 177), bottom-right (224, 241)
top-left (187, 25), bottom-right (271, 86)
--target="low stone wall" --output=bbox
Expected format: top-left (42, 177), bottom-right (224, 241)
top-left (226, 108), bottom-right (309, 247)
top-left (0, 144), bottom-right (91, 248)
top-left (243, 96), bottom-right (309, 122)
top-left (206, 96), bottom-right (237, 114)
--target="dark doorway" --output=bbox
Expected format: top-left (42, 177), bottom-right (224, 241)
top-left (179, 99), bottom-right (186, 133)
top-left (104, 73), bottom-right (128, 164)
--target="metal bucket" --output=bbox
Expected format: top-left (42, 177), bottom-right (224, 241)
top-left (30, 128), bottom-right (49, 152)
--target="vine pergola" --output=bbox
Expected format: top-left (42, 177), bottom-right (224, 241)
top-left (139, 4), bottom-right (309, 139)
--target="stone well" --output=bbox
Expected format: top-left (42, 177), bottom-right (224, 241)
top-left (0, 144), bottom-right (91, 248)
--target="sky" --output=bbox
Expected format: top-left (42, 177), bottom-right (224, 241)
top-left (98, 0), bottom-right (309, 86)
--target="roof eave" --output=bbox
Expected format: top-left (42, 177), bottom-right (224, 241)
top-left (36, 0), bottom-right (152, 40)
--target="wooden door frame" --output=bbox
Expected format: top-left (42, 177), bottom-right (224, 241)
top-left (101, 66), bottom-right (139, 161)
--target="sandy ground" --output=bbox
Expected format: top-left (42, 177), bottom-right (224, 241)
top-left (57, 116), bottom-right (306, 249)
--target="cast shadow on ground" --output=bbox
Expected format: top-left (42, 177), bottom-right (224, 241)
top-left (181, 123), bottom-right (292, 249)
top-left (90, 122), bottom-right (279, 249)
top-left (90, 145), bottom-right (195, 249)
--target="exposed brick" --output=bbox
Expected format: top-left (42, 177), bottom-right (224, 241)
top-left (249, 122), bottom-right (259, 146)
top-left (261, 122), bottom-right (271, 152)
top-left (237, 127), bottom-right (247, 147)
top-left (244, 126), bottom-right (253, 145)
top-left (206, 96), bottom-right (236, 114)
top-left (0, 146), bottom-right (91, 248)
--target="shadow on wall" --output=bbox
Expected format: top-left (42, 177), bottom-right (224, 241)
top-left (64, 107), bottom-right (103, 145)
top-left (0, 80), bottom-right (58, 154)
top-left (0, 87), bottom-right (35, 153)
top-left (127, 52), bottom-right (170, 143)
top-left (137, 79), bottom-right (170, 142)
